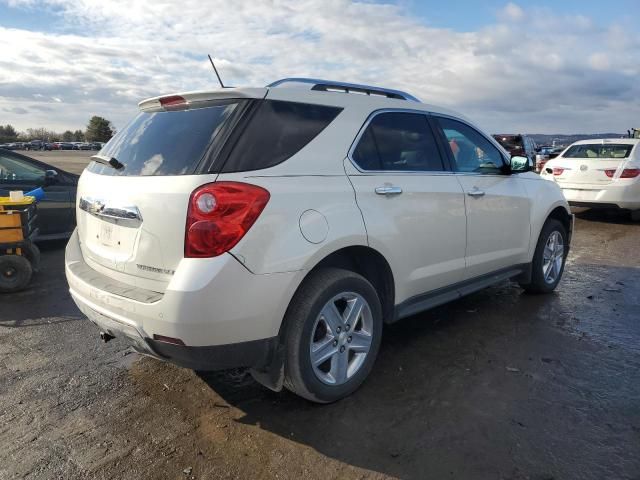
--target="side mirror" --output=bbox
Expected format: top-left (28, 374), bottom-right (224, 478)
top-left (44, 169), bottom-right (59, 186)
top-left (510, 155), bottom-right (531, 173)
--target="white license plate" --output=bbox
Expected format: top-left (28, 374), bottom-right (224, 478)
top-left (100, 222), bottom-right (118, 246)
top-left (563, 189), bottom-right (598, 201)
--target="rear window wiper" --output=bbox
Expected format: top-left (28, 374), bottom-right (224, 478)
top-left (91, 154), bottom-right (124, 170)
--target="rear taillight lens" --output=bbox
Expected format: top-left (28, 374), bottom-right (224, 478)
top-left (553, 167), bottom-right (567, 176)
top-left (185, 182), bottom-right (270, 258)
top-left (159, 95), bottom-right (187, 110)
top-left (605, 168), bottom-right (640, 178)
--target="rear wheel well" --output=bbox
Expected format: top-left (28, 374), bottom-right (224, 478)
top-left (295, 246), bottom-right (395, 325)
top-left (260, 246), bottom-right (395, 391)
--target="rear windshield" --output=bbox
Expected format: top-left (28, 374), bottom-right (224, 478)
top-left (87, 99), bottom-right (243, 176)
top-left (562, 144), bottom-right (634, 159)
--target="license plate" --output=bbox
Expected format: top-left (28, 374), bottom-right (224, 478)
top-left (100, 222), bottom-right (117, 246)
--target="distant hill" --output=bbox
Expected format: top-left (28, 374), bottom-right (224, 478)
top-left (528, 133), bottom-right (626, 147)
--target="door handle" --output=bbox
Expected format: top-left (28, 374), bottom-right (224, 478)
top-left (467, 188), bottom-right (485, 197)
top-left (375, 186), bottom-right (403, 196)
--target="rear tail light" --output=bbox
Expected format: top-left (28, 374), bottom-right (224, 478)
top-left (553, 167), bottom-right (568, 176)
top-left (604, 168), bottom-right (640, 178)
top-left (185, 182), bottom-right (270, 258)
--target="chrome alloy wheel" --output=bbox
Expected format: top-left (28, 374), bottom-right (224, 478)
top-left (309, 292), bottom-right (374, 385)
top-left (543, 230), bottom-right (564, 284)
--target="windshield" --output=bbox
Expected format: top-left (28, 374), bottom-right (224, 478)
top-left (87, 100), bottom-right (243, 176)
top-left (562, 144), bottom-right (633, 159)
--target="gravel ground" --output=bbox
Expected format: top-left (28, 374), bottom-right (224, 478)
top-left (0, 165), bottom-right (639, 479)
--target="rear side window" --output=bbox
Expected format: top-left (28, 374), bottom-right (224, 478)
top-left (351, 112), bottom-right (444, 171)
top-left (220, 100), bottom-right (342, 173)
top-left (87, 100), bottom-right (243, 176)
top-left (562, 144), bottom-right (633, 159)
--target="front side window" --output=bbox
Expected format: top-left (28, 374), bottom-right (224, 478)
top-left (0, 153), bottom-right (45, 184)
top-left (437, 117), bottom-right (505, 173)
top-left (352, 112), bottom-right (444, 172)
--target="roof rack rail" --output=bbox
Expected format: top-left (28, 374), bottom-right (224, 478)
top-left (266, 78), bottom-right (420, 102)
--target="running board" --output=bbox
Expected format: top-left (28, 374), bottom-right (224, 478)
top-left (393, 265), bottom-right (527, 322)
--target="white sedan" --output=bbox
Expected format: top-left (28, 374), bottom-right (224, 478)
top-left (541, 138), bottom-right (640, 220)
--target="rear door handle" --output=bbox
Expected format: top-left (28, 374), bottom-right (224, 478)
top-left (467, 188), bottom-right (485, 198)
top-left (375, 186), bottom-right (403, 196)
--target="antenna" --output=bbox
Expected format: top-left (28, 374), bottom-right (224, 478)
top-left (208, 54), bottom-right (225, 88)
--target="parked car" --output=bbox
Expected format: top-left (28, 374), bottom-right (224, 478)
top-left (536, 145), bottom-right (565, 172)
top-left (65, 78), bottom-right (573, 403)
top-left (541, 138), bottom-right (640, 220)
top-left (25, 140), bottom-right (52, 151)
top-left (0, 148), bottom-right (78, 239)
top-left (493, 134), bottom-right (537, 170)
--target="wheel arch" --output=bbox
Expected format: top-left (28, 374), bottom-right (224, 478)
top-left (251, 244), bottom-right (395, 392)
top-left (284, 246), bottom-right (396, 331)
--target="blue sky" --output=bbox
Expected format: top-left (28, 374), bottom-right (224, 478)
top-left (406, 0), bottom-right (638, 31)
top-left (1, 0), bottom-right (639, 134)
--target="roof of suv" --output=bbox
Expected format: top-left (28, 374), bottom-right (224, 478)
top-left (138, 77), bottom-right (469, 122)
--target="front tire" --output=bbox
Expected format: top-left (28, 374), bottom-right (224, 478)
top-left (283, 268), bottom-right (383, 403)
top-left (520, 219), bottom-right (567, 294)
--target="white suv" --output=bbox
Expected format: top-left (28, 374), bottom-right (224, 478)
top-left (65, 78), bottom-right (573, 403)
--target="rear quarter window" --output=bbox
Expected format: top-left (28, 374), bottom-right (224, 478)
top-left (219, 100), bottom-right (342, 173)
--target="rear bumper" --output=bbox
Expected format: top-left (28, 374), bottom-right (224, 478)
top-left (65, 229), bottom-right (301, 370)
top-left (560, 182), bottom-right (640, 210)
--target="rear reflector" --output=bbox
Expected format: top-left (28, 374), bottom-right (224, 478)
top-left (185, 182), bottom-right (270, 258)
top-left (152, 334), bottom-right (185, 346)
top-left (159, 95), bottom-right (187, 110)
top-left (604, 168), bottom-right (640, 178)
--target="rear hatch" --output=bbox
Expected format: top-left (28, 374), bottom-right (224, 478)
top-left (550, 142), bottom-right (637, 185)
top-left (75, 90), bottom-right (264, 292)
top-left (75, 87), bottom-right (343, 292)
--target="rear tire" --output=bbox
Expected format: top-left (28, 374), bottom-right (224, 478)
top-left (283, 267), bottom-right (383, 403)
top-left (0, 255), bottom-right (33, 293)
top-left (520, 219), bottom-right (567, 294)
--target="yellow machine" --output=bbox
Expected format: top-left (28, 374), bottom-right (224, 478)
top-left (0, 196), bottom-right (40, 292)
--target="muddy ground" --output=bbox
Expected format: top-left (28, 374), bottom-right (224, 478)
top-left (1, 177), bottom-right (639, 478)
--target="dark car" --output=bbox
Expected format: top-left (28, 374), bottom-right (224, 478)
top-left (0, 148), bottom-right (78, 240)
top-left (492, 134), bottom-right (537, 169)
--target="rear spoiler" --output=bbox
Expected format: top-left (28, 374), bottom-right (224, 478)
top-left (138, 88), bottom-right (268, 112)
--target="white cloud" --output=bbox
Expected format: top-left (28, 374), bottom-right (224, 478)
top-left (589, 53), bottom-right (610, 71)
top-left (0, 0), bottom-right (638, 134)
top-left (499, 2), bottom-right (525, 22)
